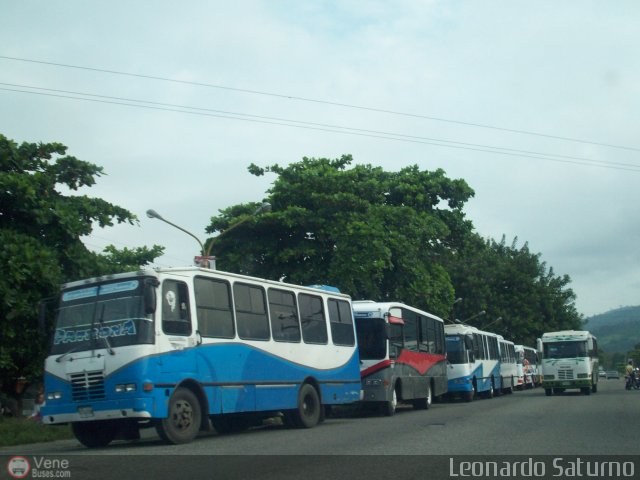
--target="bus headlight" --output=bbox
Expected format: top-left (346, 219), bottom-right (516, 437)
top-left (115, 383), bottom-right (137, 393)
top-left (365, 379), bottom-right (382, 386)
top-left (543, 375), bottom-right (554, 380)
top-left (46, 391), bottom-right (62, 400)
top-left (577, 373), bottom-right (589, 379)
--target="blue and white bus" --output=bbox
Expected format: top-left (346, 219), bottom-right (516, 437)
top-left (41, 267), bottom-right (361, 447)
top-left (353, 301), bottom-right (447, 415)
top-left (444, 324), bottom-right (510, 401)
top-left (498, 336), bottom-right (517, 394)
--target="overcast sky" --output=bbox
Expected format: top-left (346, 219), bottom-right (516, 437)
top-left (1, 1), bottom-right (638, 317)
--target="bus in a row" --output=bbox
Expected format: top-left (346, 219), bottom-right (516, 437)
top-left (42, 267), bottom-right (361, 447)
top-left (353, 301), bottom-right (447, 415)
top-left (538, 330), bottom-right (599, 396)
top-left (444, 324), bottom-right (517, 401)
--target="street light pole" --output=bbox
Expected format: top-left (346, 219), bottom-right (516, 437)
top-left (482, 316), bottom-right (503, 330)
top-left (459, 310), bottom-right (486, 325)
top-left (146, 209), bottom-right (205, 259)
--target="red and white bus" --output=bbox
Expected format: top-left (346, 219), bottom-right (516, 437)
top-left (353, 301), bottom-right (447, 415)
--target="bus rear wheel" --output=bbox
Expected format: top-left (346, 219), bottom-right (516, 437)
top-left (413, 385), bottom-right (431, 410)
top-left (156, 387), bottom-right (202, 444)
top-left (292, 383), bottom-right (321, 428)
top-left (72, 420), bottom-right (118, 448)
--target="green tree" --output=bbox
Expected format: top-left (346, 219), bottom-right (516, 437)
top-left (0, 133), bottom-right (163, 390)
top-left (206, 154), bottom-right (582, 346)
top-left (206, 155), bottom-right (475, 317)
top-left (447, 234), bottom-right (582, 345)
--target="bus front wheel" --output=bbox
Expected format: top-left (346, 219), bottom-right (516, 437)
top-left (382, 386), bottom-right (398, 416)
top-left (156, 387), bottom-right (202, 444)
top-left (464, 385), bottom-right (475, 403)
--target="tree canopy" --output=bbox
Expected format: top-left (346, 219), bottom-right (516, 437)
top-left (206, 155), bottom-right (582, 344)
top-left (0, 133), bottom-right (163, 388)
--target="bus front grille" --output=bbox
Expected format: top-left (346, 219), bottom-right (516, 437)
top-left (70, 371), bottom-right (105, 401)
top-left (558, 369), bottom-right (574, 380)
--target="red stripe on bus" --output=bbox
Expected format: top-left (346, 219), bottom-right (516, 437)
top-left (360, 360), bottom-right (393, 378)
top-left (395, 350), bottom-right (446, 375)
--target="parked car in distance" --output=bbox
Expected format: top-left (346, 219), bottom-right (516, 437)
top-left (606, 371), bottom-right (620, 379)
top-left (598, 370), bottom-right (607, 378)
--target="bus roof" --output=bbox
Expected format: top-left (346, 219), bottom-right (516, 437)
top-left (60, 267), bottom-right (352, 299)
top-left (352, 301), bottom-right (444, 323)
top-left (444, 323), bottom-right (501, 338)
top-left (540, 330), bottom-right (594, 342)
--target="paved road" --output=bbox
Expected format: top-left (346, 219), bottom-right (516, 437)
top-left (1, 377), bottom-right (636, 456)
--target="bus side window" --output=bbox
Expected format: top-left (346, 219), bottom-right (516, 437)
top-left (389, 323), bottom-right (403, 359)
top-left (328, 299), bottom-right (355, 346)
top-left (299, 293), bottom-right (328, 344)
top-left (269, 288), bottom-right (301, 343)
top-left (234, 283), bottom-right (270, 341)
top-left (162, 280), bottom-right (192, 336)
top-left (194, 277), bottom-right (235, 338)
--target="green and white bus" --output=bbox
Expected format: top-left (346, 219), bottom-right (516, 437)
top-left (538, 330), bottom-right (598, 396)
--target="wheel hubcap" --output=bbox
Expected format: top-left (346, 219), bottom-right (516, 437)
top-left (172, 400), bottom-right (193, 430)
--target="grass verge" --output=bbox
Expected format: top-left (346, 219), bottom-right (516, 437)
top-left (0, 417), bottom-right (73, 447)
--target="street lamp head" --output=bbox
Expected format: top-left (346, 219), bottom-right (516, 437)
top-left (146, 209), bottom-right (163, 220)
top-left (255, 202), bottom-right (272, 215)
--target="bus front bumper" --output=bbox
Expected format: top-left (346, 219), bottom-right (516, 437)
top-left (41, 397), bottom-right (154, 425)
top-left (542, 379), bottom-right (592, 389)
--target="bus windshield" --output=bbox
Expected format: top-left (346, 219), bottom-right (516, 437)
top-left (543, 341), bottom-right (587, 359)
top-left (355, 317), bottom-right (387, 360)
top-left (445, 335), bottom-right (466, 364)
top-left (50, 279), bottom-right (155, 355)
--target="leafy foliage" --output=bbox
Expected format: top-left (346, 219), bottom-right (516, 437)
top-left (209, 155), bottom-right (474, 317)
top-left (0, 133), bottom-right (163, 390)
top-left (208, 154), bottom-right (582, 345)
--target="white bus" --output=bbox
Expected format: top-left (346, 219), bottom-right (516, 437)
top-left (498, 337), bottom-right (517, 394)
top-left (514, 345), bottom-right (540, 389)
top-left (444, 324), bottom-right (513, 401)
top-left (353, 301), bottom-right (447, 415)
top-left (538, 330), bottom-right (599, 396)
top-left (41, 267), bottom-right (361, 447)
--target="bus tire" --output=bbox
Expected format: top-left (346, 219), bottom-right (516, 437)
top-left (545, 388), bottom-right (552, 396)
top-left (464, 386), bottom-right (475, 403)
top-left (592, 382), bottom-right (598, 394)
top-left (156, 387), bottom-right (202, 444)
top-left (485, 380), bottom-right (494, 399)
top-left (293, 383), bottom-right (321, 428)
top-left (413, 384), bottom-right (431, 410)
top-left (382, 386), bottom-right (398, 416)
top-left (72, 420), bottom-right (117, 448)
top-left (581, 387), bottom-right (591, 396)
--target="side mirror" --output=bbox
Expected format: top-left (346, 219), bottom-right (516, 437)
top-left (37, 296), bottom-right (57, 334)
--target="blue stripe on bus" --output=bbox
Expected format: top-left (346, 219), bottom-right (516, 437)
top-left (42, 343), bottom-right (361, 420)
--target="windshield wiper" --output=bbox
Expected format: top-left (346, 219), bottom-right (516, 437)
top-left (97, 304), bottom-right (115, 356)
top-left (55, 345), bottom-right (84, 363)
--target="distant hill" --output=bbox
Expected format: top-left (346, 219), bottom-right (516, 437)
top-left (584, 306), bottom-right (640, 353)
